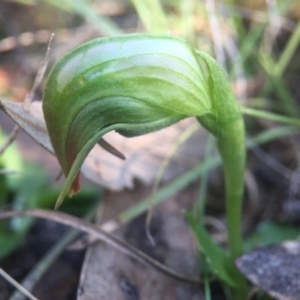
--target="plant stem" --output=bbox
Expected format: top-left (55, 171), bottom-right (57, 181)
top-left (197, 50), bottom-right (247, 297)
top-left (199, 114), bottom-right (247, 298)
top-left (217, 120), bottom-right (247, 298)
top-left (197, 51), bottom-right (245, 258)
top-left (217, 121), bottom-right (245, 258)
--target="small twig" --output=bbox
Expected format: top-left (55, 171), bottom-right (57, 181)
top-left (265, 0), bottom-right (280, 49)
top-left (246, 286), bottom-right (260, 300)
top-left (223, 32), bottom-right (248, 101)
top-left (0, 33), bottom-right (53, 157)
top-left (251, 145), bottom-right (293, 180)
top-left (0, 268), bottom-right (38, 300)
top-left (243, 169), bottom-right (261, 233)
top-left (0, 27), bottom-right (88, 54)
top-left (147, 122), bottom-right (200, 246)
top-left (0, 30), bottom-right (54, 53)
top-left (0, 169), bottom-right (20, 175)
top-left (244, 169), bottom-right (260, 215)
top-left (205, 0), bottom-right (226, 71)
top-left (8, 209), bottom-right (95, 300)
top-left (204, 216), bottom-right (227, 233)
top-left (24, 33), bottom-right (54, 108)
top-left (0, 209), bottom-right (202, 285)
top-left (0, 126), bottom-right (19, 157)
top-left (288, 166), bottom-right (300, 201)
top-left (9, 229), bottom-right (78, 300)
top-left (223, 4), bottom-right (295, 31)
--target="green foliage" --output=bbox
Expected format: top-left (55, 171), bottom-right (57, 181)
top-left (0, 130), bottom-right (23, 194)
top-left (5, 0), bottom-right (300, 297)
top-left (0, 166), bottom-right (46, 260)
top-left (0, 168), bottom-right (99, 260)
top-left (185, 212), bottom-right (237, 287)
top-left (0, 160), bottom-right (49, 260)
top-left (244, 222), bottom-right (300, 252)
top-left (0, 128), bottom-right (100, 260)
top-left (130, 0), bottom-right (168, 32)
top-left (43, 0), bottom-right (122, 35)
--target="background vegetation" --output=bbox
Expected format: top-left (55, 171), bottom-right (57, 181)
top-left (1, 0), bottom-right (300, 299)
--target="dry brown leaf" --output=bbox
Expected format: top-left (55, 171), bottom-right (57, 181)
top-left (78, 241), bottom-right (202, 300)
top-left (78, 183), bottom-right (202, 300)
top-left (236, 241), bottom-right (300, 300)
top-left (0, 100), bottom-right (207, 190)
top-left (0, 100), bottom-right (53, 152)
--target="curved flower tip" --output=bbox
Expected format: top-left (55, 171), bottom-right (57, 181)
top-left (67, 139), bottom-right (124, 196)
top-left (69, 173), bottom-right (81, 197)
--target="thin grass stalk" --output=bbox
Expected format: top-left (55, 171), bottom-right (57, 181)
top-left (274, 19), bottom-right (300, 77)
top-left (241, 107), bottom-right (300, 127)
top-left (130, 0), bottom-right (168, 32)
top-left (195, 134), bottom-right (215, 219)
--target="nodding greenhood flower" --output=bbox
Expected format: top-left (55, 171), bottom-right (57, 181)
top-left (42, 33), bottom-right (245, 212)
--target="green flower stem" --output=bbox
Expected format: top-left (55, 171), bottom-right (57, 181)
top-left (197, 51), bottom-right (246, 260)
top-left (219, 131), bottom-right (247, 298)
top-left (218, 130), bottom-right (245, 260)
top-left (197, 51), bottom-right (247, 297)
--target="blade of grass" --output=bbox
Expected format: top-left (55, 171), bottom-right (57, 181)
top-left (180, 0), bottom-right (195, 42)
top-left (194, 134), bottom-right (215, 219)
top-left (229, 23), bottom-right (266, 78)
top-left (113, 124), bottom-right (298, 227)
top-left (119, 156), bottom-right (220, 224)
top-left (247, 126), bottom-right (298, 146)
top-left (241, 106), bottom-right (300, 127)
top-left (204, 269), bottom-right (212, 300)
top-left (205, 0), bottom-right (226, 70)
top-left (265, 0), bottom-right (281, 50)
top-left (44, 0), bottom-right (122, 36)
top-left (274, 20), bottom-right (300, 77)
top-left (130, 0), bottom-right (168, 33)
top-left (185, 212), bottom-right (237, 288)
top-left (259, 72), bottom-right (297, 117)
top-left (224, 0), bottom-right (246, 39)
top-left (146, 122), bottom-right (200, 244)
top-left (258, 39), bottom-right (298, 116)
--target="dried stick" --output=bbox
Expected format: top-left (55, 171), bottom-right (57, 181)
top-left (0, 209), bottom-right (202, 285)
top-left (0, 268), bottom-right (38, 300)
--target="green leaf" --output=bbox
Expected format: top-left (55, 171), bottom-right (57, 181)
top-left (130, 0), bottom-right (168, 33)
top-left (43, 0), bottom-right (122, 36)
top-left (185, 211), bottom-right (237, 287)
top-left (0, 128), bottom-right (23, 191)
top-left (244, 221), bottom-right (300, 252)
top-left (0, 230), bottom-right (27, 261)
top-left (0, 179), bottom-right (99, 261)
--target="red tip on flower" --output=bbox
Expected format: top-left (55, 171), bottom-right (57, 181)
top-left (68, 172), bottom-right (81, 197)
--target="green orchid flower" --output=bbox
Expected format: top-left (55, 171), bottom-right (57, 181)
top-left (42, 33), bottom-right (245, 264)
